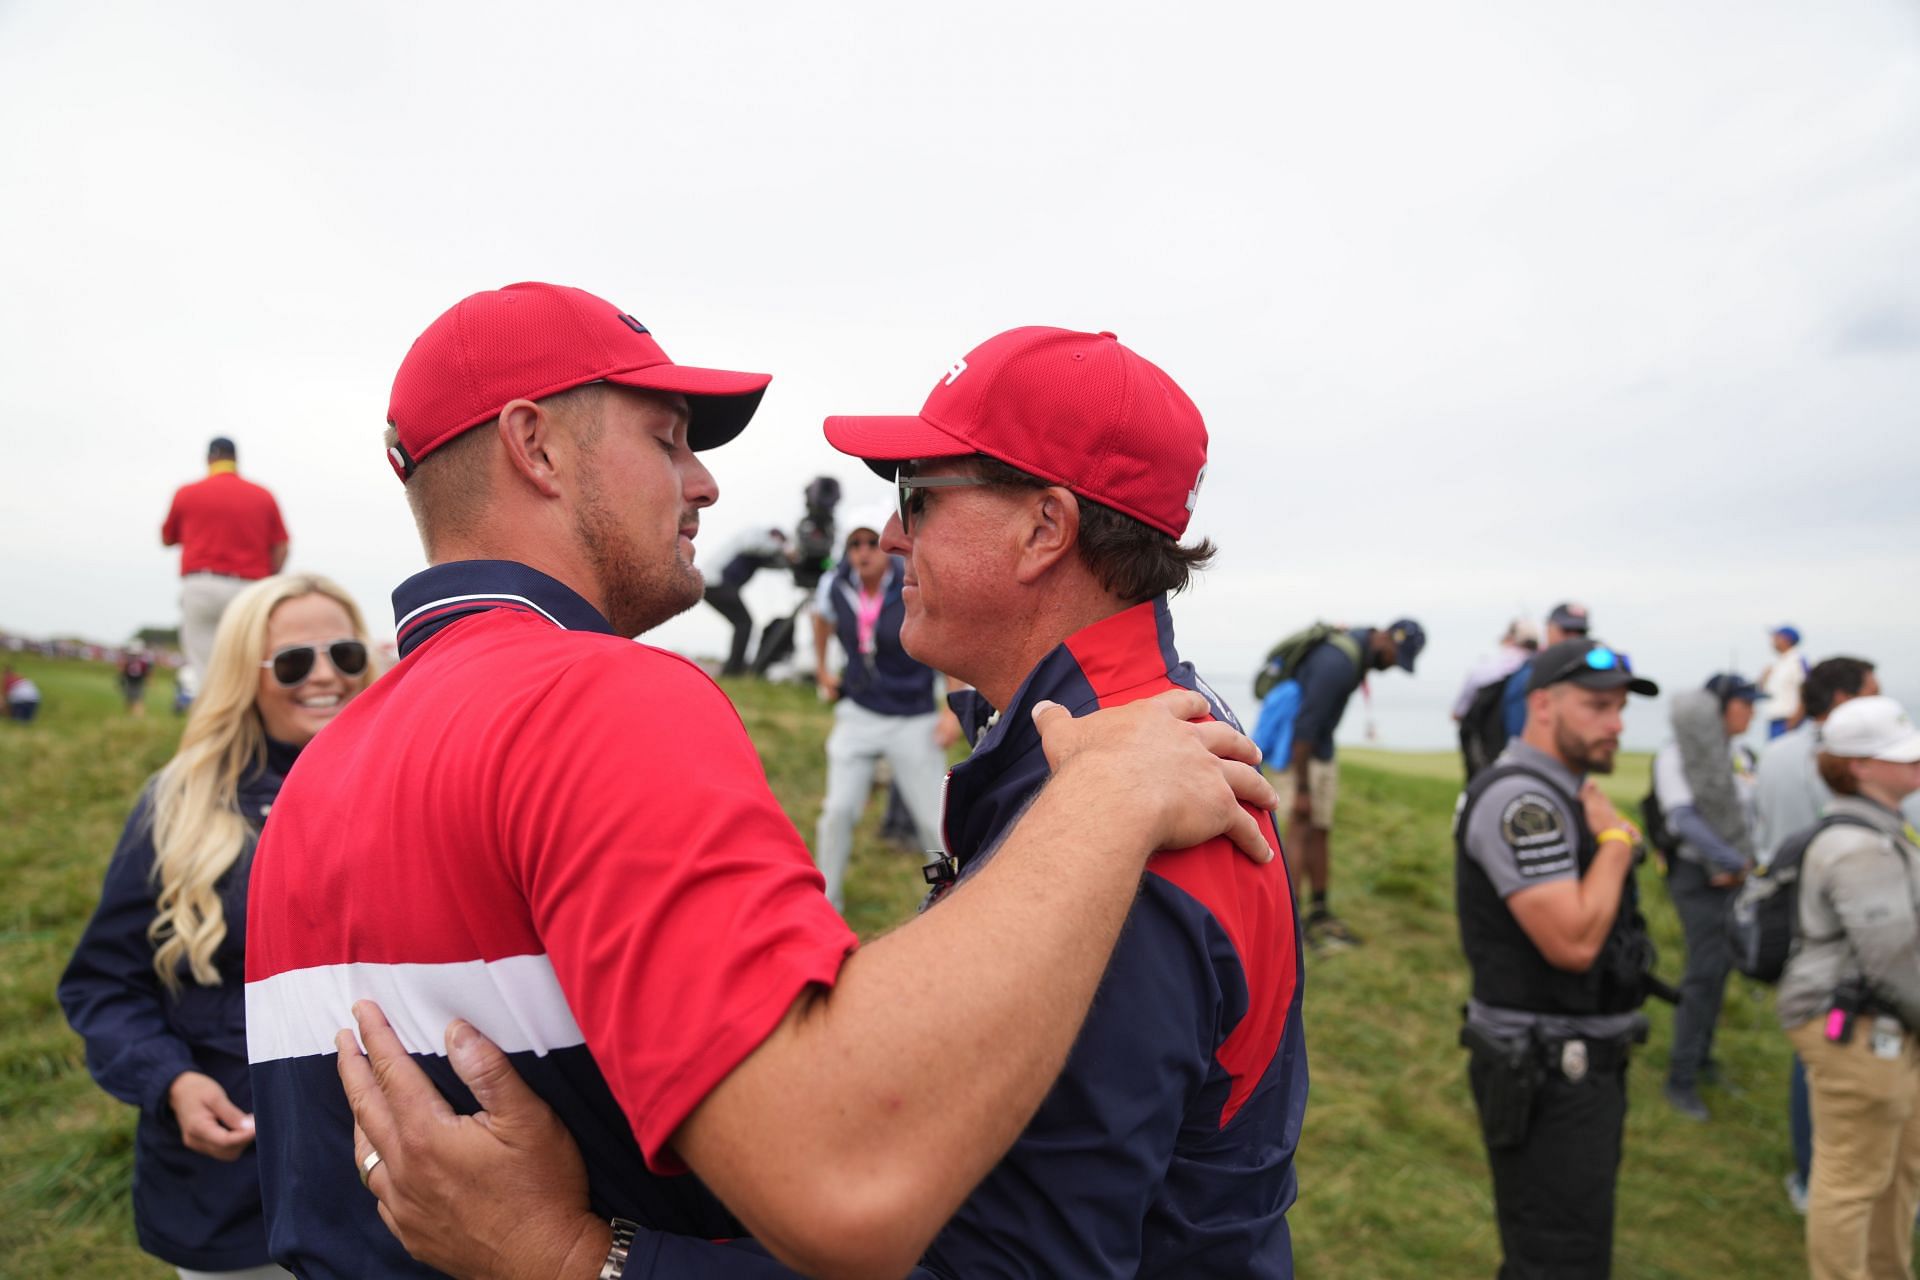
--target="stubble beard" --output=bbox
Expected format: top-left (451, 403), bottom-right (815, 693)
top-left (575, 482), bottom-right (703, 639)
top-left (1555, 722), bottom-right (1618, 775)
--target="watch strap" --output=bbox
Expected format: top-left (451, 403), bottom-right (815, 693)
top-left (599, 1218), bottom-right (638, 1280)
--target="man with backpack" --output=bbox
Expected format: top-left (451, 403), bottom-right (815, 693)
top-left (1747, 656), bottom-right (1879, 1210)
top-left (1774, 696), bottom-right (1920, 1278)
top-left (1254, 617), bottom-right (1425, 952)
top-left (1454, 619), bottom-right (1540, 779)
top-left (1454, 636), bottom-right (1663, 1279)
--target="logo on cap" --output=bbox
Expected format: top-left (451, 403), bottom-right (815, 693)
top-left (942, 357), bottom-right (969, 386)
top-left (1186, 463), bottom-right (1207, 514)
top-left (617, 314), bottom-right (650, 335)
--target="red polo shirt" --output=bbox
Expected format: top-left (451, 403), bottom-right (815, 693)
top-left (246, 561), bottom-right (859, 1276)
top-left (162, 469), bottom-right (288, 578)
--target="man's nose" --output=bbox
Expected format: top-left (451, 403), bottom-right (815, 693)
top-left (879, 513), bottom-right (910, 555)
top-left (684, 454), bottom-right (719, 509)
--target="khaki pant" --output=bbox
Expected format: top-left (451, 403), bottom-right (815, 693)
top-left (179, 573), bottom-right (255, 683)
top-left (1788, 1018), bottom-right (1920, 1279)
top-left (1271, 757), bottom-right (1339, 829)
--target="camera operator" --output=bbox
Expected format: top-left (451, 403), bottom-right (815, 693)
top-left (701, 526), bottom-right (789, 676)
top-left (1454, 637), bottom-right (1664, 1279)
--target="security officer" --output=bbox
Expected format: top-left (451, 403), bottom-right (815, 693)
top-left (1454, 636), bottom-right (1665, 1279)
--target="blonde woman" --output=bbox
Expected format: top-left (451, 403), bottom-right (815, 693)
top-left (60, 574), bottom-right (376, 1279)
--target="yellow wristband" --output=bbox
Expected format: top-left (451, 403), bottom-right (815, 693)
top-left (1596, 828), bottom-right (1634, 848)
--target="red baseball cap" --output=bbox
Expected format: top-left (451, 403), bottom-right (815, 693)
top-left (823, 327), bottom-right (1209, 538)
top-left (386, 282), bottom-right (771, 481)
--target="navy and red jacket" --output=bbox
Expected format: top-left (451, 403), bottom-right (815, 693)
top-left (815, 554), bottom-right (936, 717)
top-left (921, 596), bottom-right (1306, 1277)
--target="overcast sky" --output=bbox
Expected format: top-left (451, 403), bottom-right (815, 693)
top-left (3, 1), bottom-right (1916, 747)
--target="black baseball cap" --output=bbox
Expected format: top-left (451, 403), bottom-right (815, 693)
top-left (1386, 618), bottom-right (1425, 672)
top-left (207, 436), bottom-right (237, 459)
top-left (1528, 637), bottom-right (1659, 697)
top-left (1547, 601), bottom-right (1591, 634)
top-left (1705, 673), bottom-right (1761, 706)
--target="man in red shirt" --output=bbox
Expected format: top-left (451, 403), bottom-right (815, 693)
top-left (161, 437), bottom-right (289, 685)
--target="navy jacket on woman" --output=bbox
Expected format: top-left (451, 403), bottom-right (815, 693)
top-left (59, 737), bottom-right (297, 1271)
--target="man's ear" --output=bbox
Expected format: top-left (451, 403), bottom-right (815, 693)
top-left (495, 400), bottom-right (565, 499)
top-left (1012, 487), bottom-right (1081, 585)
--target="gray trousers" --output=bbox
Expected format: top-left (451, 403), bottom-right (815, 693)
top-left (179, 573), bottom-right (256, 683)
top-left (1667, 856), bottom-right (1735, 1090)
top-left (814, 700), bottom-right (947, 910)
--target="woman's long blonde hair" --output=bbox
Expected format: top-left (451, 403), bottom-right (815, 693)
top-left (147, 573), bottom-right (378, 991)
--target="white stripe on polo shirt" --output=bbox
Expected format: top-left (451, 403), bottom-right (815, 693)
top-left (245, 954), bottom-right (584, 1063)
top-left (394, 592), bottom-right (565, 633)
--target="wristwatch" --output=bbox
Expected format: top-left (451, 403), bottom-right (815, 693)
top-left (599, 1218), bottom-right (638, 1280)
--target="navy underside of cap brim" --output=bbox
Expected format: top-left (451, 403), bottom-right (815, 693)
top-left (604, 366), bottom-right (771, 452)
top-left (1568, 671), bottom-right (1661, 697)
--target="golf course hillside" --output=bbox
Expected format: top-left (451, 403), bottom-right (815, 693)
top-left (2, 654), bottom-right (1803, 1277)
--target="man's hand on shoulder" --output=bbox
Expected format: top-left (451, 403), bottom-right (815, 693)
top-left (1033, 689), bottom-right (1277, 864)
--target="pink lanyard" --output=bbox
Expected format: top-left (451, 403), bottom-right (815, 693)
top-left (854, 583), bottom-right (886, 656)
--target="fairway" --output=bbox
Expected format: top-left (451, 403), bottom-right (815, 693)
top-left (1341, 745), bottom-right (1656, 811)
top-left (3, 656), bottom-right (1803, 1277)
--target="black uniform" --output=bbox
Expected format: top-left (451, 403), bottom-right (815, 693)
top-left (1455, 741), bottom-right (1657, 1279)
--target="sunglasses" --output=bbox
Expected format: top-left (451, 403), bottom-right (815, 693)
top-left (261, 639), bottom-right (369, 687)
top-left (1583, 646), bottom-right (1633, 674)
top-left (896, 469), bottom-right (998, 536)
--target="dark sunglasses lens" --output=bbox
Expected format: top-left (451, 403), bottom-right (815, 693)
top-left (329, 640), bottom-right (369, 676)
top-left (272, 647), bottom-right (317, 686)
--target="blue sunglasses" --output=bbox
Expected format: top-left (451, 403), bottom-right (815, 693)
top-left (1584, 646), bottom-right (1633, 674)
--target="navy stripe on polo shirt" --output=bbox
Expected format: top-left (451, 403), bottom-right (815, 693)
top-left (245, 560), bottom-right (857, 1278)
top-left (926, 598), bottom-right (1305, 1278)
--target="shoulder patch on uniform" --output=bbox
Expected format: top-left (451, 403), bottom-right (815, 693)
top-left (1500, 793), bottom-right (1565, 849)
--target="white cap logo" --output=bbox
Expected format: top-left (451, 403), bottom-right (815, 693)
top-left (942, 357), bottom-right (968, 386)
top-left (1185, 463), bottom-right (1208, 513)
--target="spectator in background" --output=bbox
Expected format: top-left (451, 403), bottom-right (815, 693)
top-left (810, 511), bottom-right (962, 909)
top-left (1754, 655), bottom-right (1880, 1213)
top-left (702, 525), bottom-right (789, 675)
top-left (1282, 617), bottom-right (1425, 952)
top-left (120, 645), bottom-right (154, 717)
top-left (1655, 673), bottom-right (1761, 1121)
top-left (1500, 601), bottom-right (1592, 744)
top-left (1775, 696), bottom-right (1920, 1280)
top-left (1759, 624), bottom-right (1810, 739)
top-left (163, 438), bottom-right (290, 690)
top-left (59, 573), bottom-right (376, 1280)
top-left (1756, 658), bottom-right (1881, 863)
top-left (4, 665), bottom-right (41, 722)
top-left (1454, 618), bottom-right (1540, 779)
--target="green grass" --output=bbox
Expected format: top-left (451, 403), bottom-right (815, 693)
top-left (1, 659), bottom-right (1800, 1277)
top-left (1342, 745), bottom-right (1655, 811)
